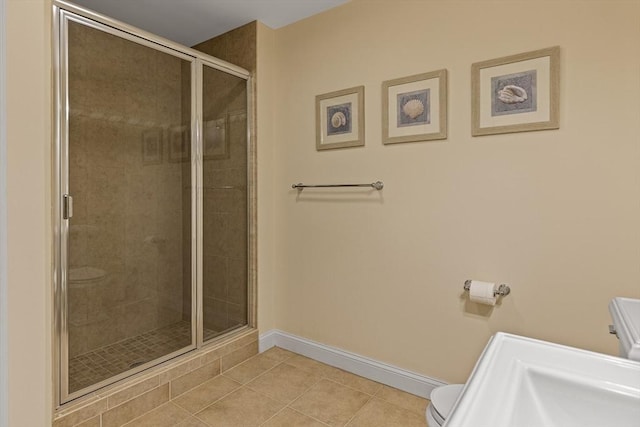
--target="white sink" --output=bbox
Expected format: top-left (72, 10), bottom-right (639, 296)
top-left (444, 333), bottom-right (640, 427)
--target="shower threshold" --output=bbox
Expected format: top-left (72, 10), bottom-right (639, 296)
top-left (68, 321), bottom-right (217, 393)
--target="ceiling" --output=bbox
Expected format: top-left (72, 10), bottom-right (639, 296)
top-left (70, 0), bottom-right (350, 47)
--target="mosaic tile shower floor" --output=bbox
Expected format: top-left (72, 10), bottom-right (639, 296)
top-left (69, 321), bottom-right (218, 393)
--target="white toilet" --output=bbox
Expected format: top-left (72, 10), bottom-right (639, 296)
top-left (426, 297), bottom-right (640, 426)
top-left (425, 383), bottom-right (464, 427)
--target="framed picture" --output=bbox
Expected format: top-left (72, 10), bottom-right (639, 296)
top-left (168, 125), bottom-right (190, 162)
top-left (382, 69), bottom-right (448, 144)
top-left (472, 46), bottom-right (560, 136)
top-left (141, 129), bottom-right (162, 165)
top-left (203, 117), bottom-right (228, 160)
top-left (316, 85), bottom-right (364, 150)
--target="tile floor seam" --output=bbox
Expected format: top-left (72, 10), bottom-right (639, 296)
top-left (275, 372), bottom-right (325, 411)
top-left (187, 382), bottom-right (248, 418)
top-left (323, 374), bottom-right (381, 397)
top-left (287, 406), bottom-right (333, 427)
top-left (191, 411), bottom-right (211, 427)
top-left (343, 395), bottom-right (375, 426)
top-left (256, 404), bottom-right (288, 426)
top-left (231, 358), bottom-right (286, 384)
top-left (319, 376), bottom-right (373, 395)
top-left (375, 394), bottom-right (415, 413)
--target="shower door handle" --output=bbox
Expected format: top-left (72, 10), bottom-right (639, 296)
top-left (63, 194), bottom-right (73, 220)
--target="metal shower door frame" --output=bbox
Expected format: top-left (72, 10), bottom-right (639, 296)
top-left (53, 0), bottom-right (252, 407)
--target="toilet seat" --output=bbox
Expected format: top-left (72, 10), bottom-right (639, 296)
top-left (426, 384), bottom-right (464, 426)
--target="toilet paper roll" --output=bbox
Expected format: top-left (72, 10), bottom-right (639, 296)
top-left (469, 280), bottom-right (497, 306)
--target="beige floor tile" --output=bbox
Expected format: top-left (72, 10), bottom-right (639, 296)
top-left (223, 352), bottom-right (282, 384)
top-left (323, 369), bottom-right (382, 395)
top-left (262, 408), bottom-right (328, 427)
top-left (173, 375), bottom-right (241, 414)
top-left (246, 363), bottom-right (321, 404)
top-left (285, 354), bottom-right (341, 378)
top-left (290, 379), bottom-right (371, 427)
top-left (375, 385), bottom-right (429, 416)
top-left (260, 347), bottom-right (296, 363)
top-left (346, 398), bottom-right (427, 427)
top-left (194, 387), bottom-right (285, 427)
top-left (123, 403), bottom-right (191, 427)
top-left (174, 416), bottom-right (209, 427)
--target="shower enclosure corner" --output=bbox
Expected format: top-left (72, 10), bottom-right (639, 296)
top-left (53, 0), bottom-right (254, 405)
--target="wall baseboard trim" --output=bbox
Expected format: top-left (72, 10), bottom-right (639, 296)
top-left (259, 329), bottom-right (447, 399)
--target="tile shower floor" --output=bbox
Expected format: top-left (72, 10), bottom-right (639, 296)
top-left (122, 347), bottom-right (430, 427)
top-left (69, 321), bottom-right (218, 393)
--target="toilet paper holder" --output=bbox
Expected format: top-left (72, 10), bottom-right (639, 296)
top-left (464, 280), bottom-right (511, 297)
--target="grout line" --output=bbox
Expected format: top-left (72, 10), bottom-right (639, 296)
top-left (174, 378), bottom-right (241, 415)
top-left (344, 394), bottom-right (374, 426)
top-left (288, 407), bottom-right (332, 426)
top-left (257, 404), bottom-right (287, 426)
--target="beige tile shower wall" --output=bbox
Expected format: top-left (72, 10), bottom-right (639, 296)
top-left (67, 23), bottom-right (190, 357)
top-left (267, 0), bottom-right (640, 383)
top-left (193, 24), bottom-right (256, 334)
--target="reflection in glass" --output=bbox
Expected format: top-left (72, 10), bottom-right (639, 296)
top-left (202, 65), bottom-right (248, 341)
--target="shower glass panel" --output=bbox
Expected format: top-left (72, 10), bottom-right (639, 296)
top-left (202, 65), bottom-right (248, 341)
top-left (64, 19), bottom-right (194, 395)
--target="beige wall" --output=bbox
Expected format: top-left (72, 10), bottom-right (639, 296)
top-left (256, 22), bottom-right (278, 333)
top-left (6, 0), bottom-right (52, 424)
top-left (266, 0), bottom-right (640, 383)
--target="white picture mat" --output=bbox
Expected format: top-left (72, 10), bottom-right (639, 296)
top-left (479, 56), bottom-right (550, 128)
top-left (203, 118), bottom-right (226, 156)
top-left (388, 78), bottom-right (440, 138)
top-left (319, 92), bottom-right (359, 145)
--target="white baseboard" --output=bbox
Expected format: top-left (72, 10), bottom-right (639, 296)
top-left (259, 329), bottom-right (447, 399)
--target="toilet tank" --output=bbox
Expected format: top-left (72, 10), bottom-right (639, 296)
top-left (609, 297), bottom-right (640, 361)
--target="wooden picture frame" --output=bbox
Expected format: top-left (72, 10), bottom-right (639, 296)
top-left (316, 86), bottom-right (365, 150)
top-left (382, 69), bottom-right (448, 144)
top-left (168, 125), bottom-right (190, 162)
top-left (472, 46), bottom-right (560, 136)
top-left (141, 129), bottom-right (162, 165)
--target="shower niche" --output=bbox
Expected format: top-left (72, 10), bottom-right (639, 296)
top-left (54, 2), bottom-right (253, 404)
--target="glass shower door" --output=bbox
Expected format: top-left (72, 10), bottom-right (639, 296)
top-left (63, 17), bottom-right (195, 397)
top-left (201, 63), bottom-right (248, 342)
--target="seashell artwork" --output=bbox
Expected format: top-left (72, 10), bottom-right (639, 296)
top-left (498, 85), bottom-right (528, 104)
top-left (402, 99), bottom-right (425, 119)
top-left (330, 111), bottom-right (346, 128)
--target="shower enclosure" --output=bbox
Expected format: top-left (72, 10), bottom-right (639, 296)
top-left (53, 1), bottom-right (253, 405)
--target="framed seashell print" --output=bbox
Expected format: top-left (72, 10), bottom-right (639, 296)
top-left (316, 86), bottom-right (365, 150)
top-left (472, 46), bottom-right (560, 136)
top-left (382, 70), bottom-right (448, 144)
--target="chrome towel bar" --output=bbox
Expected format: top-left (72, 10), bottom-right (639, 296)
top-left (292, 181), bottom-right (384, 191)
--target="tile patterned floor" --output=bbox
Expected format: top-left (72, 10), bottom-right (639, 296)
top-left (122, 347), bottom-right (430, 427)
top-left (69, 321), bottom-right (218, 393)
